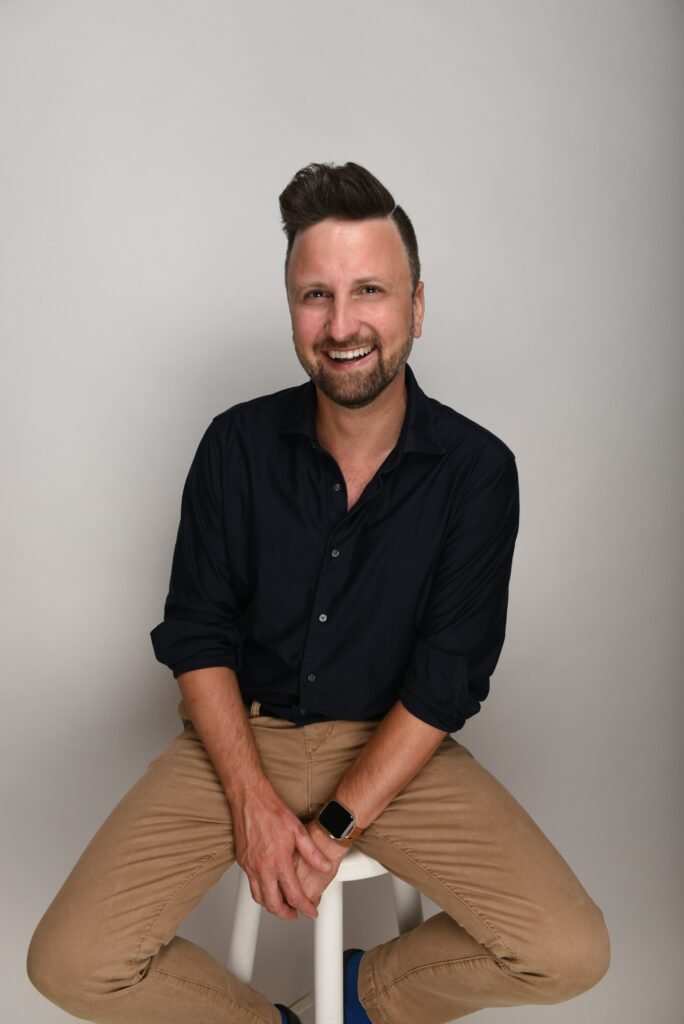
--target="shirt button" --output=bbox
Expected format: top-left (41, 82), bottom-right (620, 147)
top-left (331, 548), bottom-right (340, 558)
top-left (307, 673), bottom-right (316, 682)
top-left (318, 613), bottom-right (327, 622)
top-left (299, 707), bottom-right (308, 715)
top-left (332, 482), bottom-right (342, 492)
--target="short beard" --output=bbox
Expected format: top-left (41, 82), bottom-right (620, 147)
top-left (294, 313), bottom-right (415, 410)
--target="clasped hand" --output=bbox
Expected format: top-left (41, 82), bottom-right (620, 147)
top-left (291, 819), bottom-right (349, 913)
top-left (233, 788), bottom-right (350, 922)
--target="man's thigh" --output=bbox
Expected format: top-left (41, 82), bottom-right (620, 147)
top-left (317, 725), bottom-right (604, 968)
top-left (31, 714), bottom-right (312, 983)
top-left (31, 723), bottom-right (236, 982)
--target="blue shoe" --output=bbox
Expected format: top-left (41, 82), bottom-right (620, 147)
top-left (343, 948), bottom-right (371, 1024)
top-left (274, 1003), bottom-right (302, 1024)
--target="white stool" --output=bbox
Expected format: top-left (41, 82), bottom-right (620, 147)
top-left (226, 847), bottom-right (424, 1024)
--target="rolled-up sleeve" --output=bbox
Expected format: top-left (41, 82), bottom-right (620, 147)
top-left (150, 417), bottom-right (244, 678)
top-left (398, 450), bottom-right (520, 733)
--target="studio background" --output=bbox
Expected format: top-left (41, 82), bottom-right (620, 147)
top-left (1, 2), bottom-right (682, 1022)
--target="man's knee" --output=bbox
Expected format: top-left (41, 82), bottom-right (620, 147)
top-left (27, 905), bottom-right (142, 1016)
top-left (27, 911), bottom-right (80, 1013)
top-left (528, 901), bottom-right (611, 1004)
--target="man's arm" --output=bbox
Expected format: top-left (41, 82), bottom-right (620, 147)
top-left (308, 699), bottom-right (446, 861)
top-left (332, 699), bottom-right (446, 828)
top-left (177, 666), bottom-right (334, 920)
top-left (177, 666), bottom-right (269, 805)
top-left (310, 453), bottom-right (520, 861)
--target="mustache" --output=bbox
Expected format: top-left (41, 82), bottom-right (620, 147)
top-left (319, 336), bottom-right (380, 351)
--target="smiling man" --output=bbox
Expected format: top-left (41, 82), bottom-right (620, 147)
top-left (27, 162), bottom-right (610, 1024)
top-left (288, 215), bottom-right (421, 409)
top-left (287, 211), bottom-right (423, 515)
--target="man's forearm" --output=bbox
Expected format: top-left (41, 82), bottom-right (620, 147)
top-left (328, 699), bottom-right (447, 830)
top-left (176, 674), bottom-right (446, 835)
top-left (176, 666), bottom-right (272, 806)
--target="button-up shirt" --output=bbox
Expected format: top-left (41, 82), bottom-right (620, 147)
top-left (150, 362), bottom-right (520, 733)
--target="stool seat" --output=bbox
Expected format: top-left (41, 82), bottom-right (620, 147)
top-left (333, 847), bottom-right (389, 881)
top-left (226, 847), bottom-right (423, 1024)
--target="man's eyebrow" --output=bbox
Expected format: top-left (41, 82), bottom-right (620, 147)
top-left (297, 276), bottom-right (389, 290)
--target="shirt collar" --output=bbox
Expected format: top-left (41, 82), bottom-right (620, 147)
top-left (277, 361), bottom-right (446, 462)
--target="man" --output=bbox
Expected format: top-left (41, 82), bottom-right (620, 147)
top-left (27, 161), bottom-right (610, 1024)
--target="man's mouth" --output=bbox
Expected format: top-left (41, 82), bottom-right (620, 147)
top-left (323, 345), bottom-right (376, 368)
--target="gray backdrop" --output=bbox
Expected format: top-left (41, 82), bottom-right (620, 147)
top-left (2, 2), bottom-right (682, 1022)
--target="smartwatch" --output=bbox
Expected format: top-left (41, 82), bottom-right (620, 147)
top-left (315, 798), bottom-right (364, 846)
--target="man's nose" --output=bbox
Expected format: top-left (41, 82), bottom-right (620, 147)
top-left (326, 298), bottom-right (360, 342)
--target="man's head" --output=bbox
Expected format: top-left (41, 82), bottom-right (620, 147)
top-left (279, 161), bottom-right (421, 295)
top-left (279, 162), bottom-right (425, 410)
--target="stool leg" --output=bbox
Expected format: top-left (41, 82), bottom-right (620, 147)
top-left (315, 878), bottom-right (344, 1024)
top-left (391, 875), bottom-right (424, 934)
top-left (226, 869), bottom-right (262, 983)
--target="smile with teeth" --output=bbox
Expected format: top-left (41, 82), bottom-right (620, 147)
top-left (325, 345), bottom-right (375, 364)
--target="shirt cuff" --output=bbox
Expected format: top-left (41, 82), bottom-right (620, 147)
top-left (150, 619), bottom-right (243, 679)
top-left (398, 636), bottom-right (480, 734)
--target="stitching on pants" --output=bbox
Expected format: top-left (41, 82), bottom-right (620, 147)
top-left (304, 720), bottom-right (336, 756)
top-left (368, 953), bottom-right (502, 1006)
top-left (306, 739), bottom-right (313, 818)
top-left (364, 826), bottom-right (518, 961)
top-left (364, 990), bottom-right (393, 1024)
top-left (131, 841), bottom-right (232, 963)
top-left (149, 966), bottom-right (274, 1024)
top-left (304, 722), bottom-right (336, 817)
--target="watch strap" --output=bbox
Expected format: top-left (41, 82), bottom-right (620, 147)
top-left (337, 822), bottom-right (365, 846)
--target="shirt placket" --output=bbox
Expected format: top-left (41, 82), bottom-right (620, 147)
top-left (294, 441), bottom-right (385, 720)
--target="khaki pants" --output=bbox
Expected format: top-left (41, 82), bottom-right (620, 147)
top-left (27, 705), bottom-right (610, 1024)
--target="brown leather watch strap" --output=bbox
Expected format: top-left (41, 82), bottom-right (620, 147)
top-left (333, 822), bottom-right (365, 846)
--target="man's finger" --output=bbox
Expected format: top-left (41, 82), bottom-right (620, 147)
top-left (279, 864), bottom-right (318, 920)
top-left (296, 827), bottom-right (333, 870)
top-left (248, 876), bottom-right (262, 905)
top-left (278, 864), bottom-right (317, 921)
top-left (262, 877), bottom-right (297, 921)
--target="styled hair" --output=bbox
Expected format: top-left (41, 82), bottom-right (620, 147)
top-left (279, 161), bottom-right (420, 294)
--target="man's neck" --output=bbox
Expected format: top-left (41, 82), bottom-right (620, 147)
top-left (314, 370), bottom-right (407, 465)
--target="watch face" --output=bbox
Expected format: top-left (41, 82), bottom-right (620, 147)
top-left (319, 799), bottom-right (353, 839)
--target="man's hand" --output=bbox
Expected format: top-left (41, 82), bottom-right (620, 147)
top-left (231, 783), bottom-right (336, 922)
top-left (292, 818), bottom-right (351, 909)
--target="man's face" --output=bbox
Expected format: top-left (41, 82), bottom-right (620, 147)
top-left (286, 217), bottom-right (425, 410)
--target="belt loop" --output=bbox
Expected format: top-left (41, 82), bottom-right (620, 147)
top-left (249, 700), bottom-right (262, 718)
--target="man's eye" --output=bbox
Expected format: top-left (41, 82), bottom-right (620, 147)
top-left (305, 290), bottom-right (327, 299)
top-left (361, 285), bottom-right (381, 294)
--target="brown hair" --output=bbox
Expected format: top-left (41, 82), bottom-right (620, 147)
top-left (279, 161), bottom-right (421, 294)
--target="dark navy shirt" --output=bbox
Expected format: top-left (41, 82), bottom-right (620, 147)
top-left (150, 362), bottom-right (520, 733)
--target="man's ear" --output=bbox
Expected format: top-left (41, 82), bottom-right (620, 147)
top-left (412, 281), bottom-right (425, 338)
top-left (284, 268), bottom-right (292, 308)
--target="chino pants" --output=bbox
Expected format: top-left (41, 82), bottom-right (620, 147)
top-left (27, 703), bottom-right (610, 1024)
